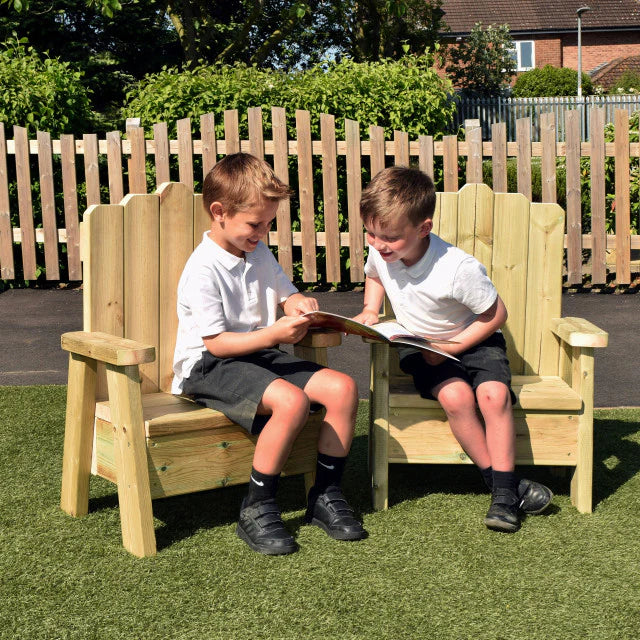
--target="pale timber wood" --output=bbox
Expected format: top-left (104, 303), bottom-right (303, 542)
top-left (437, 192), bottom-right (459, 245)
top-left (272, 107), bottom-right (293, 278)
top-left (369, 125), bottom-right (385, 177)
top-left (200, 113), bottom-right (217, 177)
top-left (457, 183), bottom-right (477, 256)
top-left (61, 331), bottom-right (155, 366)
top-left (177, 118), bottom-right (194, 190)
top-left (394, 130), bottom-right (409, 167)
top-left (540, 112), bottom-right (557, 204)
top-left (320, 113), bottom-right (341, 283)
top-left (83, 134), bottom-right (101, 206)
top-left (14, 126), bottom-right (37, 280)
top-left (296, 109), bottom-right (317, 282)
top-left (0, 123), bottom-right (13, 279)
top-left (472, 183), bottom-right (494, 278)
top-left (106, 130), bottom-right (124, 204)
top-left (465, 121), bottom-right (483, 183)
top-left (248, 107), bottom-right (265, 160)
top-left (443, 135), bottom-right (458, 192)
top-left (549, 317), bottom-right (609, 347)
top-left (565, 110), bottom-right (582, 284)
top-left (127, 126), bottom-right (147, 194)
top-left (370, 342), bottom-right (390, 510)
top-left (614, 109), bottom-right (631, 284)
top-left (418, 135), bottom-right (434, 178)
top-left (193, 194), bottom-right (209, 245)
top-left (60, 134), bottom-right (81, 280)
top-left (37, 131), bottom-right (60, 280)
top-left (516, 118), bottom-right (532, 200)
top-left (590, 108), bottom-right (606, 284)
top-left (224, 110), bottom-right (240, 155)
top-left (346, 119), bottom-right (364, 281)
top-left (153, 122), bottom-right (171, 186)
top-left (491, 122), bottom-right (507, 193)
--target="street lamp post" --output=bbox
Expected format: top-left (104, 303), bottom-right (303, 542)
top-left (577, 6), bottom-right (591, 98)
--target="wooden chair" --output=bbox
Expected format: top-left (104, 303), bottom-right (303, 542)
top-left (369, 184), bottom-right (608, 514)
top-left (60, 182), bottom-right (340, 557)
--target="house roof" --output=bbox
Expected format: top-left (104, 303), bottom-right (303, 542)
top-left (440, 0), bottom-right (640, 36)
top-left (591, 55), bottom-right (640, 87)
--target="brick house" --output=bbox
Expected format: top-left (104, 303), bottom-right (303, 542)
top-left (439, 0), bottom-right (640, 89)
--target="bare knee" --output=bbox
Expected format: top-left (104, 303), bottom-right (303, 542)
top-left (476, 382), bottom-right (511, 416)
top-left (262, 380), bottom-right (310, 429)
top-left (306, 370), bottom-right (358, 416)
top-left (435, 379), bottom-right (476, 419)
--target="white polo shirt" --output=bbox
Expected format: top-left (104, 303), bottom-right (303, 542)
top-left (364, 233), bottom-right (497, 341)
top-left (171, 232), bottom-right (298, 393)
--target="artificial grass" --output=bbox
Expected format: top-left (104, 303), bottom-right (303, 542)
top-left (1, 386), bottom-right (639, 640)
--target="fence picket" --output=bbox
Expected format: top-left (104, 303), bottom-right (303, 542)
top-left (83, 134), bottom-right (100, 207)
top-left (418, 135), bottom-right (434, 178)
top-left (14, 126), bottom-right (37, 280)
top-left (491, 122), bottom-right (507, 193)
top-left (60, 134), bottom-right (81, 280)
top-left (516, 118), bottom-right (532, 200)
top-left (37, 131), bottom-right (60, 280)
top-left (107, 130), bottom-right (124, 204)
top-left (614, 109), bottom-right (631, 284)
top-left (565, 110), bottom-right (582, 284)
top-left (296, 109), bottom-right (316, 282)
top-left (394, 130), bottom-right (409, 167)
top-left (0, 123), bottom-right (13, 279)
top-left (320, 113), bottom-right (340, 283)
top-left (465, 120), bottom-right (483, 183)
top-left (590, 108), bottom-right (607, 284)
top-left (346, 119), bottom-right (364, 281)
top-left (153, 122), bottom-right (170, 186)
top-left (248, 107), bottom-right (265, 160)
top-left (540, 112), bottom-right (557, 204)
top-left (369, 125), bottom-right (385, 177)
top-left (271, 107), bottom-right (293, 278)
top-left (200, 113), bottom-right (217, 178)
top-left (443, 135), bottom-right (458, 192)
top-left (224, 110), bottom-right (240, 154)
top-left (177, 118), bottom-right (194, 190)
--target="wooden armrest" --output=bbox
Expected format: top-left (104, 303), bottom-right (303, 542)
top-left (296, 328), bottom-right (342, 348)
top-left (550, 317), bottom-right (608, 348)
top-left (61, 331), bottom-right (156, 366)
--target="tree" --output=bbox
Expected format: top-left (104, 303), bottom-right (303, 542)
top-left (512, 65), bottom-right (593, 97)
top-left (445, 23), bottom-right (516, 97)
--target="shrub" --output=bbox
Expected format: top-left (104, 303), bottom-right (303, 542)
top-left (610, 70), bottom-right (640, 95)
top-left (512, 65), bottom-right (593, 97)
top-left (0, 38), bottom-right (93, 135)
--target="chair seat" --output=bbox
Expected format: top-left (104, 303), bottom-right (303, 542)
top-left (389, 375), bottom-right (582, 412)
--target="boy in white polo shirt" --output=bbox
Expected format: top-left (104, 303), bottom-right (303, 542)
top-left (173, 153), bottom-right (366, 554)
top-left (353, 166), bottom-right (553, 532)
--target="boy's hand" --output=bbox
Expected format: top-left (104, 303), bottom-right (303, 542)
top-left (352, 308), bottom-right (379, 326)
top-left (283, 293), bottom-right (319, 316)
top-left (271, 315), bottom-right (311, 344)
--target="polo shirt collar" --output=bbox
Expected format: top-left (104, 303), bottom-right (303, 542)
top-left (202, 231), bottom-right (246, 272)
top-left (388, 235), bottom-right (435, 279)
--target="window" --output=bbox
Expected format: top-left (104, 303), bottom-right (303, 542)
top-left (511, 41), bottom-right (535, 71)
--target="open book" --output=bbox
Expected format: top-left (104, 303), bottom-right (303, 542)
top-left (303, 311), bottom-right (459, 361)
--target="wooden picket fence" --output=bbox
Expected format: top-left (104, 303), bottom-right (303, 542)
top-left (0, 106), bottom-right (639, 286)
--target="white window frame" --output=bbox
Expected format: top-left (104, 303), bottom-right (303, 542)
top-left (512, 40), bottom-right (535, 71)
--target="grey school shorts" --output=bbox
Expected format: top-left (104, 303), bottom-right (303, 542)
top-left (398, 332), bottom-right (517, 405)
top-left (181, 348), bottom-right (325, 434)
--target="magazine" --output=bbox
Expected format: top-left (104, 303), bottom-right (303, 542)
top-left (303, 311), bottom-right (459, 361)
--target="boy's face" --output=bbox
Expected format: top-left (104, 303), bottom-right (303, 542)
top-left (209, 199), bottom-right (278, 258)
top-left (364, 216), bottom-right (432, 267)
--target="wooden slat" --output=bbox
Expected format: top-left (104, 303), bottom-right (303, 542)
top-left (224, 109), bottom-right (240, 155)
top-left (457, 182), bottom-right (477, 255)
top-left (436, 192), bottom-right (459, 245)
top-left (590, 108), bottom-right (606, 284)
top-left (550, 317), bottom-right (608, 348)
top-left (394, 130), bottom-right (409, 167)
top-left (153, 122), bottom-right (170, 186)
top-left (61, 331), bottom-right (155, 366)
top-left (193, 194), bottom-right (209, 246)
top-left (248, 107), bottom-right (265, 160)
top-left (158, 182), bottom-right (194, 392)
top-left (472, 183), bottom-right (494, 277)
top-left (200, 112), bottom-right (217, 178)
top-left (418, 135), bottom-right (434, 178)
top-left (614, 109), bottom-right (631, 284)
top-left (465, 120), bottom-right (483, 183)
top-left (320, 113), bottom-right (340, 283)
top-left (83, 134), bottom-right (100, 206)
top-left (272, 107), bottom-right (293, 278)
top-left (442, 135), bottom-right (458, 192)
top-left (177, 118), bottom-right (194, 190)
top-left (491, 122), bottom-right (507, 193)
top-left (565, 110), bottom-right (582, 284)
top-left (14, 126), bottom-right (37, 280)
top-left (0, 123), bottom-right (13, 279)
top-left (296, 109), bottom-right (317, 282)
top-left (540, 112), bottom-right (557, 204)
top-left (123, 193), bottom-right (160, 392)
top-left (345, 118), bottom-right (364, 281)
top-left (370, 125), bottom-right (385, 177)
top-left (106, 131), bottom-right (124, 204)
top-left (127, 126), bottom-right (147, 194)
top-left (60, 134), bottom-right (81, 280)
top-left (36, 131), bottom-right (60, 280)
top-left (492, 192), bottom-right (530, 373)
top-left (516, 117), bottom-right (532, 200)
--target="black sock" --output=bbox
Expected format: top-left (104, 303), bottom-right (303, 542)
top-left (245, 467), bottom-right (279, 506)
top-left (492, 470), bottom-right (518, 494)
top-left (480, 466), bottom-right (493, 491)
top-left (312, 453), bottom-right (347, 494)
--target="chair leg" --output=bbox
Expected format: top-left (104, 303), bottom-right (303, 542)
top-left (370, 342), bottom-right (390, 511)
top-left (61, 353), bottom-right (97, 517)
top-left (106, 363), bottom-right (157, 557)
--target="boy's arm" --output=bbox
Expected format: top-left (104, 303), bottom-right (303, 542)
top-left (280, 292), bottom-right (319, 316)
top-left (352, 276), bottom-right (385, 325)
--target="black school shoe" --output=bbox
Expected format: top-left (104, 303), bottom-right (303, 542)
top-left (236, 498), bottom-right (298, 555)
top-left (305, 486), bottom-right (367, 541)
top-left (484, 488), bottom-right (521, 533)
top-left (518, 478), bottom-right (553, 514)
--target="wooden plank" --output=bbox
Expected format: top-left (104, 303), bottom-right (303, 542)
top-left (516, 117), bottom-right (532, 200)
top-left (442, 135), bottom-right (458, 192)
top-left (272, 107), bottom-right (293, 278)
top-left (345, 118), bottom-right (364, 282)
top-left (224, 109), bottom-right (240, 155)
top-left (370, 125), bottom-right (385, 177)
top-left (153, 122), bottom-right (170, 186)
top-left (127, 125), bottom-right (147, 194)
top-left (177, 118), bottom-right (194, 190)
top-left (106, 131), bottom-right (124, 204)
top-left (60, 134), bottom-right (82, 280)
top-left (370, 341), bottom-right (390, 510)
top-left (123, 193), bottom-right (160, 392)
top-left (565, 110), bottom-right (582, 285)
top-left (0, 123), bottom-right (13, 278)
top-left (465, 120), bottom-right (483, 183)
top-left (296, 109), bottom-right (317, 282)
top-left (590, 108), bottom-right (606, 284)
top-left (36, 131), bottom-right (60, 280)
top-left (550, 317), bottom-right (608, 348)
top-left (158, 182), bottom-right (194, 392)
top-left (456, 182), bottom-right (477, 255)
top-left (614, 109), bottom-right (631, 284)
top-left (418, 135), bottom-right (434, 178)
top-left (200, 112), bottom-right (217, 178)
top-left (61, 331), bottom-right (155, 366)
top-left (394, 130), bottom-right (409, 167)
top-left (472, 183), bottom-right (494, 277)
top-left (436, 191), bottom-right (459, 245)
top-left (320, 113), bottom-right (341, 283)
top-left (14, 126), bottom-right (37, 280)
top-left (491, 122), bottom-right (507, 193)
top-left (540, 112), bottom-right (557, 204)
top-left (248, 107), bottom-right (265, 160)
top-left (83, 134), bottom-right (100, 206)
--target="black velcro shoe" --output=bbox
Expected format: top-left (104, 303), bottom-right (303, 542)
top-left (236, 498), bottom-right (298, 555)
top-left (305, 486), bottom-right (367, 541)
top-left (484, 488), bottom-right (521, 533)
top-left (518, 478), bottom-right (554, 514)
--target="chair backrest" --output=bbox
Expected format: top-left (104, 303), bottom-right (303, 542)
top-left (81, 183), bottom-right (209, 395)
top-left (387, 183), bottom-right (566, 377)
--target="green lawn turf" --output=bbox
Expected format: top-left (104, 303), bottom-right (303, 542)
top-left (1, 385), bottom-right (639, 639)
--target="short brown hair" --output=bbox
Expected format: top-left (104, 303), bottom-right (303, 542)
top-left (202, 152), bottom-right (290, 217)
top-left (360, 166), bottom-right (436, 228)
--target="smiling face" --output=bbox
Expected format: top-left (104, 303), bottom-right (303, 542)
top-left (364, 216), bottom-right (432, 267)
top-left (209, 199), bottom-right (278, 258)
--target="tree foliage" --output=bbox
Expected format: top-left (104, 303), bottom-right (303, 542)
top-left (609, 70), bottom-right (640, 95)
top-left (512, 65), bottom-right (593, 97)
top-left (445, 23), bottom-right (516, 97)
